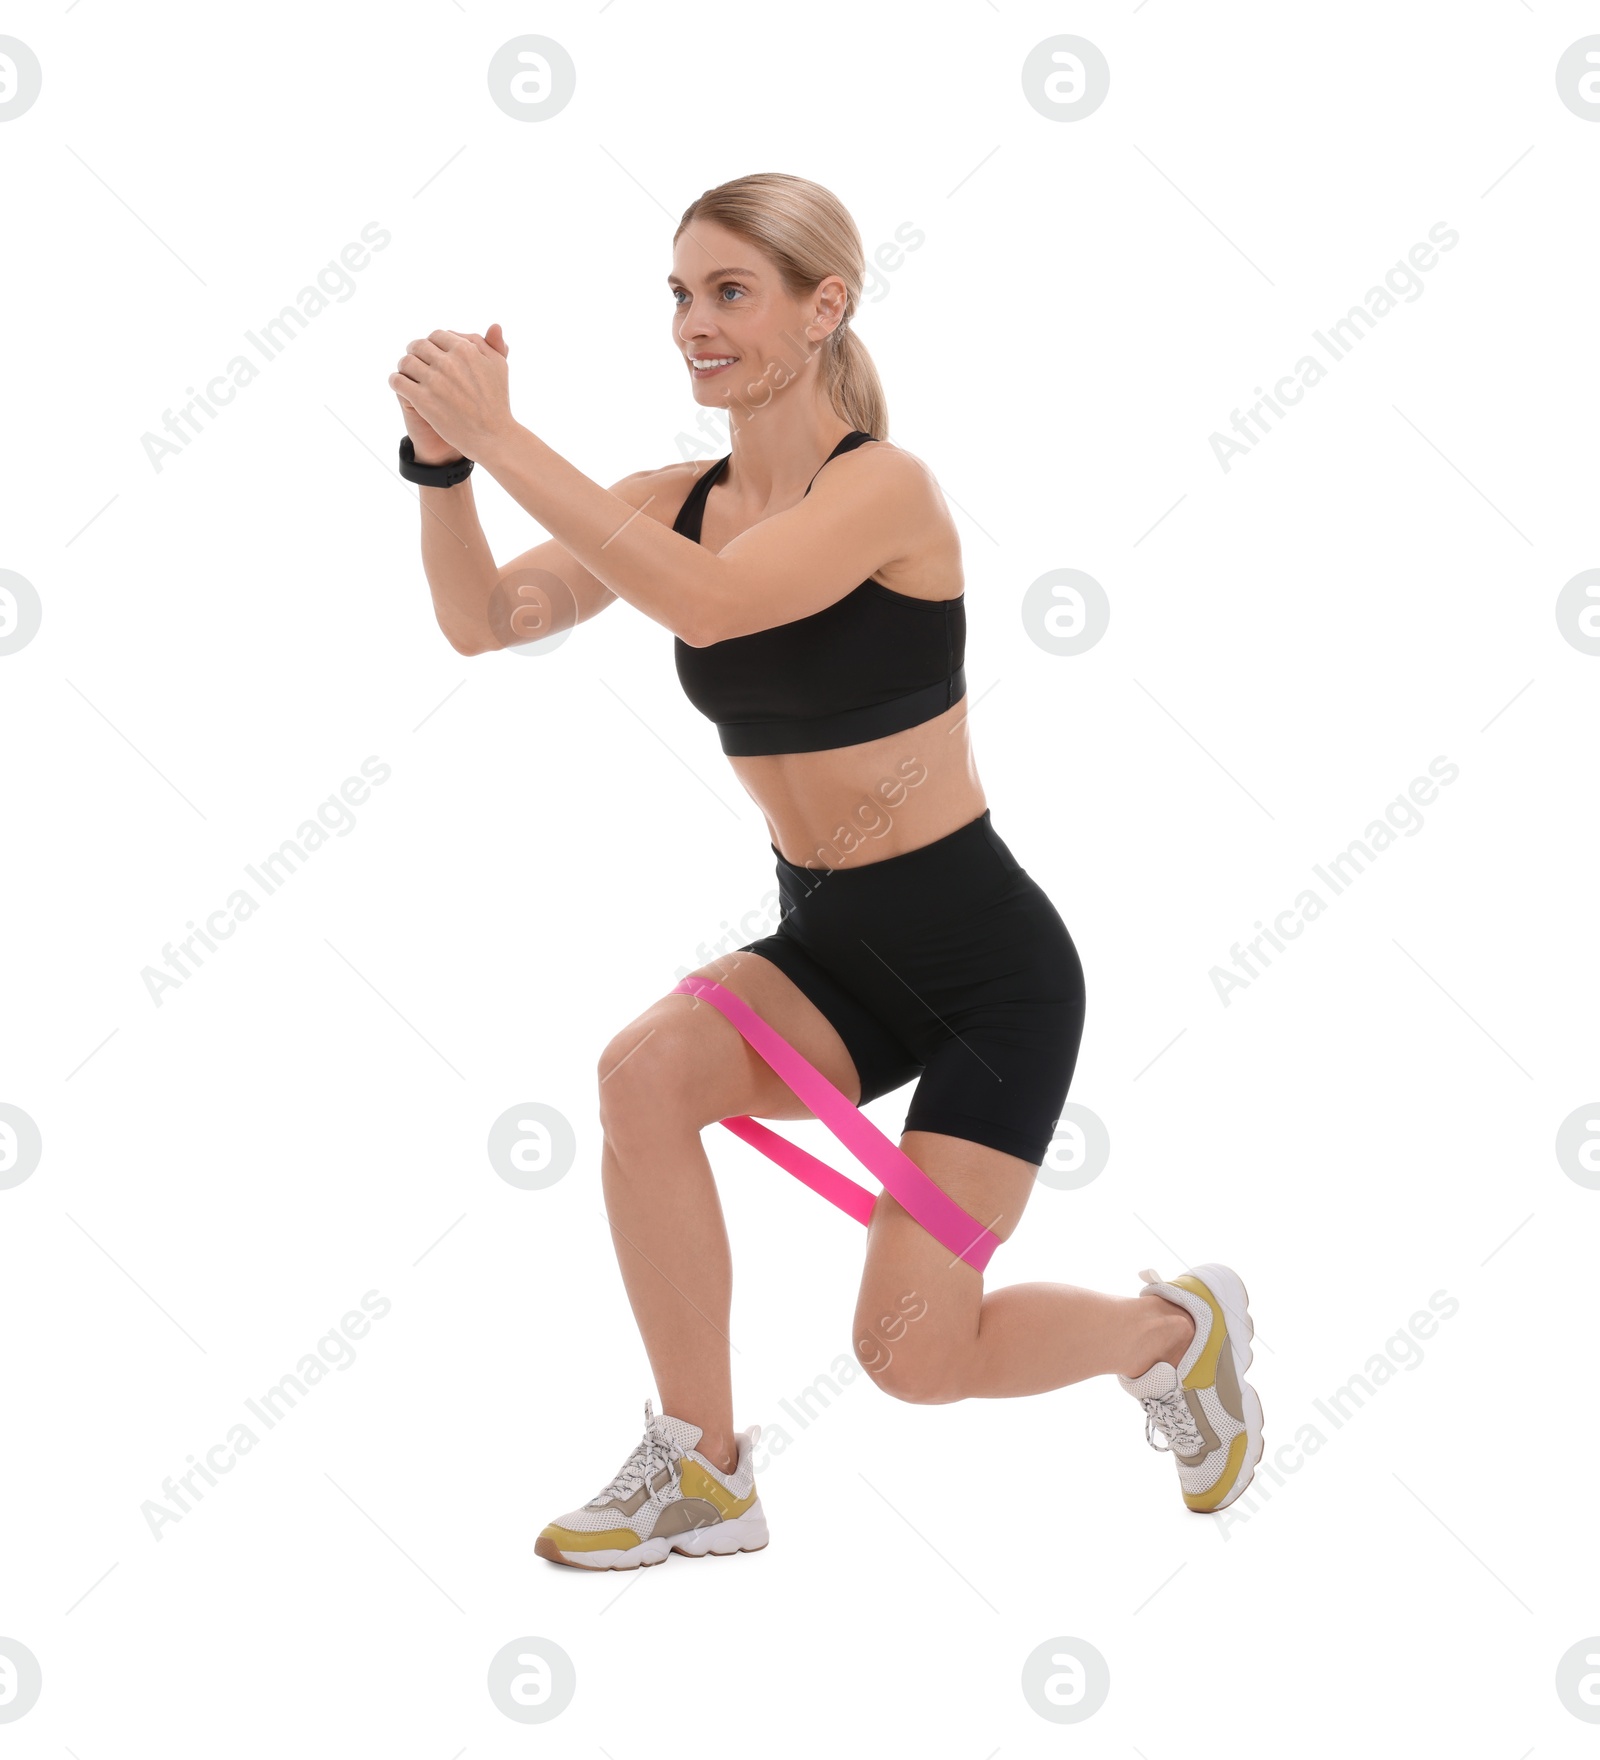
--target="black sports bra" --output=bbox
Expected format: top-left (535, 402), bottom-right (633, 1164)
top-left (671, 430), bottom-right (967, 756)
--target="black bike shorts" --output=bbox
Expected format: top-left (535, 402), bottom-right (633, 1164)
top-left (736, 809), bottom-right (1086, 1167)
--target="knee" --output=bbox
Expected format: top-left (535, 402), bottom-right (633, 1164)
top-left (853, 1327), bottom-right (957, 1406)
top-left (596, 1008), bottom-right (702, 1143)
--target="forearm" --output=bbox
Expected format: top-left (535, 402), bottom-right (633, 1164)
top-left (416, 472), bottom-right (500, 655)
top-left (476, 422), bottom-right (726, 645)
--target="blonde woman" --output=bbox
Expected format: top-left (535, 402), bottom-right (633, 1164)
top-left (390, 173), bottom-right (1263, 1570)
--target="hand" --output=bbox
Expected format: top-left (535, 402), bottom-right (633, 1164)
top-left (393, 384), bottom-right (456, 465)
top-left (389, 324), bottom-right (513, 461)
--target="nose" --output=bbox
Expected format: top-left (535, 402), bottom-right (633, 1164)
top-left (676, 300), bottom-right (719, 346)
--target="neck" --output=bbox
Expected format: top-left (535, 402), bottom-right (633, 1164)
top-left (720, 408), bottom-right (856, 503)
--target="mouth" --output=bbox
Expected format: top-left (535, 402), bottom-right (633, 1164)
top-left (688, 355), bottom-right (738, 378)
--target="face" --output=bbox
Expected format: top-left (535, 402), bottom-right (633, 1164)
top-left (668, 218), bottom-right (847, 409)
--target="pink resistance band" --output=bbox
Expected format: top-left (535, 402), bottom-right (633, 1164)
top-left (672, 975), bottom-right (1002, 1272)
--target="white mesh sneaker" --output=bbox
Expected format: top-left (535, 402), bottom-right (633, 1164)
top-left (1117, 1264), bottom-right (1264, 1512)
top-left (535, 1400), bottom-right (769, 1570)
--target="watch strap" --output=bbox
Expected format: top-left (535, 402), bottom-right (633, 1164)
top-left (398, 434), bottom-right (475, 486)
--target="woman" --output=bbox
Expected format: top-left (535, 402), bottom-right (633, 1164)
top-left (390, 173), bottom-right (1263, 1571)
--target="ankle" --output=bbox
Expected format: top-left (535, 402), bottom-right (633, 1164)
top-left (1158, 1304), bottom-right (1198, 1368)
top-left (698, 1436), bottom-right (739, 1476)
top-left (1120, 1294), bottom-right (1196, 1378)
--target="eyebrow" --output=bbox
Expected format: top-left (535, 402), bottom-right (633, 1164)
top-left (666, 267), bottom-right (760, 287)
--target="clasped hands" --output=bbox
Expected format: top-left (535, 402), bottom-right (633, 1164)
top-left (389, 322), bottom-right (516, 461)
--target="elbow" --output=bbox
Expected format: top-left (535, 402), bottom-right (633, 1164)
top-left (680, 606), bottom-right (734, 649)
top-left (680, 569), bottom-right (738, 648)
top-left (441, 622), bottom-right (494, 658)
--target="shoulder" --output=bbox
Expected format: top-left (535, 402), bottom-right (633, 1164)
top-left (816, 438), bottom-right (961, 596)
top-left (822, 437), bottom-right (946, 513)
top-left (606, 459), bottom-right (719, 527)
top-left (818, 439), bottom-right (957, 555)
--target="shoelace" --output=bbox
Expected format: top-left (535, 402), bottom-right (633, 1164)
top-left (588, 1400), bottom-right (684, 1506)
top-left (1139, 1385), bottom-right (1205, 1455)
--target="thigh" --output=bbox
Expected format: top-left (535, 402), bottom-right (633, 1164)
top-left (603, 947), bottom-right (867, 1130)
top-left (896, 877), bottom-right (1086, 1167)
top-left (738, 928), bottom-right (925, 1106)
top-left (849, 903), bottom-right (1083, 1377)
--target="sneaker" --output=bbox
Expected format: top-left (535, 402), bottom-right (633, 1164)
top-left (1116, 1264), bottom-right (1264, 1513)
top-left (534, 1399), bottom-right (769, 1570)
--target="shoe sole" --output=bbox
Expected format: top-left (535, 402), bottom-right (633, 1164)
top-left (1186, 1262), bottom-right (1264, 1514)
top-left (536, 1504), bottom-right (770, 1571)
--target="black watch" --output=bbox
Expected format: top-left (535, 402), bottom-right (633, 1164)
top-left (398, 434), bottom-right (475, 486)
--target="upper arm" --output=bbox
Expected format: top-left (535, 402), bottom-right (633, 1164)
top-left (486, 467), bottom-right (691, 650)
top-left (694, 444), bottom-right (945, 646)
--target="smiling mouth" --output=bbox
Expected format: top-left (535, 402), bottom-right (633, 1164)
top-left (689, 356), bottom-right (738, 375)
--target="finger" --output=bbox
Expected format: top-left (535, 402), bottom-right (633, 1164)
top-left (406, 337), bottom-right (448, 364)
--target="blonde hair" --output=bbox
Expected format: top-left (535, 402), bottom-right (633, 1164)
top-left (674, 173), bottom-right (888, 438)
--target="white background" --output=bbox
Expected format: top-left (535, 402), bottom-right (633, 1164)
top-left (3, 1), bottom-right (1597, 1753)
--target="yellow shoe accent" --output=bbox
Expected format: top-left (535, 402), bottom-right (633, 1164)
top-left (537, 1522), bottom-right (642, 1553)
top-left (1168, 1271), bottom-right (1256, 1509)
top-left (1181, 1431), bottom-right (1250, 1511)
top-left (678, 1459), bottom-right (758, 1520)
top-left (1170, 1273), bottom-right (1228, 1389)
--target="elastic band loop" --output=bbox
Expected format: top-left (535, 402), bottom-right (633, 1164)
top-left (673, 975), bottom-right (1000, 1272)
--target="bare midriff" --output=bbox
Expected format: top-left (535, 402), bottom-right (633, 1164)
top-left (729, 698), bottom-right (987, 871)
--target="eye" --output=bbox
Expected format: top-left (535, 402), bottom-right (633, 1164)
top-left (671, 283), bottom-right (746, 306)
